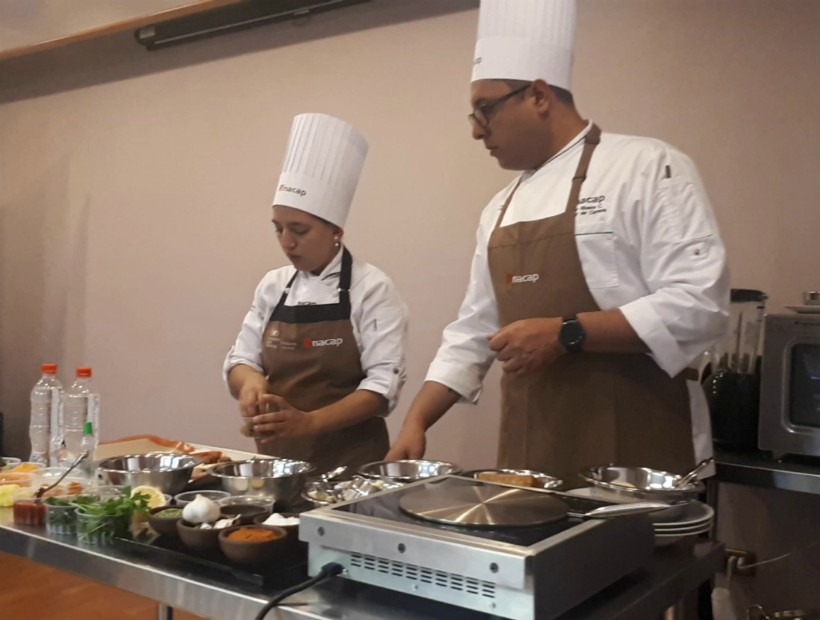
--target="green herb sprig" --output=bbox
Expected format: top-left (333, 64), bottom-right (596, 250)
top-left (73, 487), bottom-right (151, 541)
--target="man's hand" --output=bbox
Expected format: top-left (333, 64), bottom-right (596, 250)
top-left (488, 317), bottom-right (564, 376)
top-left (385, 425), bottom-right (427, 460)
top-left (250, 394), bottom-right (317, 442)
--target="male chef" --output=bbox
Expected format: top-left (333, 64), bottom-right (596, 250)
top-left (387, 0), bottom-right (730, 485)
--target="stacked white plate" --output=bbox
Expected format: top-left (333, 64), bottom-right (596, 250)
top-left (566, 487), bottom-right (714, 546)
top-left (652, 500), bottom-right (714, 546)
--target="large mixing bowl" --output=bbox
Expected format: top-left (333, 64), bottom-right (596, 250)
top-left (210, 458), bottom-right (314, 505)
top-left (579, 465), bottom-right (703, 504)
top-left (357, 459), bottom-right (460, 483)
top-left (97, 454), bottom-right (200, 495)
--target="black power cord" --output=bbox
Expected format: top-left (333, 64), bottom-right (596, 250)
top-left (253, 561), bottom-right (345, 620)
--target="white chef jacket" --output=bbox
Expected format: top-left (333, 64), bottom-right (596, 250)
top-left (427, 122), bottom-right (731, 407)
top-left (224, 248), bottom-right (408, 413)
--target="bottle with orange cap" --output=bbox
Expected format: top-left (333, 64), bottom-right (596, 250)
top-left (61, 367), bottom-right (100, 467)
top-left (29, 363), bottom-right (63, 466)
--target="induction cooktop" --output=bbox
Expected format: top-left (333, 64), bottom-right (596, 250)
top-left (300, 476), bottom-right (655, 620)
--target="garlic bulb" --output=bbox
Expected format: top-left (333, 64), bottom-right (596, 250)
top-left (182, 494), bottom-right (221, 524)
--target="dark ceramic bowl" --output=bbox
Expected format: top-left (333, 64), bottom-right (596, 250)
top-left (176, 518), bottom-right (222, 553)
top-left (148, 506), bottom-right (183, 538)
top-left (218, 504), bottom-right (268, 525)
top-left (218, 525), bottom-right (288, 566)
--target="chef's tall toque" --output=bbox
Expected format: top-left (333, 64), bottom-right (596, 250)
top-left (273, 113), bottom-right (369, 228)
top-left (471, 0), bottom-right (577, 90)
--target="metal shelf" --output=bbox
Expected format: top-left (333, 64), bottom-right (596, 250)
top-left (715, 448), bottom-right (820, 495)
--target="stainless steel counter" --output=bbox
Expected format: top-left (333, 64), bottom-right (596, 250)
top-left (715, 448), bottom-right (820, 495)
top-left (0, 508), bottom-right (724, 620)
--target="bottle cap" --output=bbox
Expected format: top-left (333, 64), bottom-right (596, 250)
top-left (41, 364), bottom-right (58, 375)
top-left (76, 367), bottom-right (92, 378)
top-left (83, 421), bottom-right (93, 436)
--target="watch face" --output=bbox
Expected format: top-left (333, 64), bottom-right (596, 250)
top-left (561, 319), bottom-right (585, 351)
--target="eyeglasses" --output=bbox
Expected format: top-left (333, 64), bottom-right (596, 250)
top-left (467, 83), bottom-right (531, 129)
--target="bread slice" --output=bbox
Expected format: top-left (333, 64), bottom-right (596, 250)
top-left (477, 472), bottom-right (538, 488)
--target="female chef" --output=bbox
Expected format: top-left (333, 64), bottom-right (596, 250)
top-left (224, 113), bottom-right (408, 473)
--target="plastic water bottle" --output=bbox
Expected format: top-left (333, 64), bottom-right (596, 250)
top-left (80, 421), bottom-right (98, 477)
top-left (29, 364), bottom-right (63, 466)
top-left (61, 367), bottom-right (100, 466)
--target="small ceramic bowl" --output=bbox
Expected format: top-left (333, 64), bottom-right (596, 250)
top-left (218, 525), bottom-right (288, 566)
top-left (148, 506), bottom-right (184, 538)
top-left (253, 512), bottom-right (302, 552)
top-left (219, 504), bottom-right (268, 525)
top-left (176, 518), bottom-right (222, 553)
top-left (253, 512), bottom-right (299, 536)
top-left (174, 490), bottom-right (230, 507)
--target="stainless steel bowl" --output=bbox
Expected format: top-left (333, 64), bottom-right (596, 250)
top-left (357, 459), bottom-right (460, 483)
top-left (302, 477), bottom-right (404, 507)
top-left (469, 468), bottom-right (563, 490)
top-left (579, 465), bottom-right (703, 504)
top-left (97, 454), bottom-right (200, 495)
top-left (210, 458), bottom-right (314, 505)
top-left (803, 291), bottom-right (820, 306)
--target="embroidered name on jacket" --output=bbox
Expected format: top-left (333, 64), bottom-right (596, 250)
top-left (507, 274), bottom-right (540, 284)
top-left (576, 195), bottom-right (607, 217)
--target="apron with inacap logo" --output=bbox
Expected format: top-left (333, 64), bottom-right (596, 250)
top-left (487, 125), bottom-right (696, 486)
top-left (259, 248), bottom-right (388, 474)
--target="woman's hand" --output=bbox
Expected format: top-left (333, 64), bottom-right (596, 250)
top-left (251, 394), bottom-right (317, 442)
top-left (238, 374), bottom-right (268, 417)
top-left (228, 366), bottom-right (268, 436)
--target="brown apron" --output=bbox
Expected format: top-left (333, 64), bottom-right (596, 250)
top-left (487, 124), bottom-right (695, 487)
top-left (259, 248), bottom-right (388, 474)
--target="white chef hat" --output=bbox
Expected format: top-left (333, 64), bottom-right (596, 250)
top-left (471, 0), bottom-right (576, 90)
top-left (272, 113), bottom-right (369, 228)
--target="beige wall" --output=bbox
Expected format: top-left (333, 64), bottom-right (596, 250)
top-left (1, 0), bottom-right (819, 611)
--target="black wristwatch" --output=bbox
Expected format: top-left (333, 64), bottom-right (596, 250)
top-left (559, 315), bottom-right (586, 353)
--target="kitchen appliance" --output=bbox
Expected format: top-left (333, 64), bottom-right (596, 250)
top-left (759, 312), bottom-right (820, 458)
top-left (704, 289), bottom-right (768, 448)
top-left (300, 475), bottom-right (655, 620)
